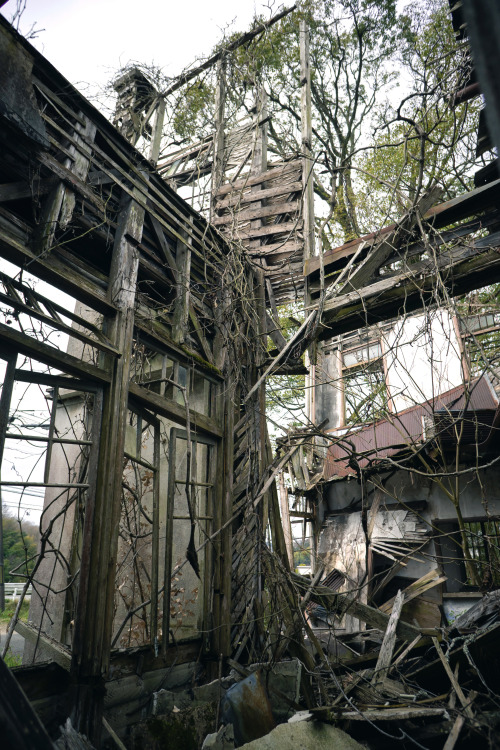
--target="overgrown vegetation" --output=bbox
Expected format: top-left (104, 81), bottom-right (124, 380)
top-left (2, 511), bottom-right (39, 582)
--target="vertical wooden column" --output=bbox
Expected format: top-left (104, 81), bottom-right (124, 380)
top-left (211, 58), bottom-right (227, 222)
top-left (300, 19), bottom-right (314, 303)
top-left (300, 19), bottom-right (317, 440)
top-left (148, 97), bottom-right (166, 166)
top-left (211, 284), bottom-right (234, 667)
top-left (71, 190), bottom-right (145, 745)
top-left (0, 352), bottom-right (17, 611)
top-left (172, 217), bottom-right (192, 345)
top-left (278, 472), bottom-right (294, 569)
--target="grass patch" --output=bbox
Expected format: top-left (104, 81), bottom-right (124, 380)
top-left (0, 598), bottom-right (29, 624)
top-left (3, 649), bottom-right (22, 667)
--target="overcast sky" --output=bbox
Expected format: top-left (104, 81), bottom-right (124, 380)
top-left (2, 0), bottom-right (277, 95)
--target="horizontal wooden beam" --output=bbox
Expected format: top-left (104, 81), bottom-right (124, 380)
top-left (0, 322), bottom-right (112, 383)
top-left (212, 200), bottom-right (300, 226)
top-left (318, 232), bottom-right (500, 340)
top-left (216, 162), bottom-right (302, 196)
top-left (215, 181), bottom-right (303, 210)
top-left (305, 179), bottom-right (500, 278)
top-left (0, 228), bottom-right (115, 316)
top-left (234, 220), bottom-right (302, 241)
top-left (15, 621), bottom-right (71, 671)
top-left (0, 177), bottom-right (56, 203)
top-left (128, 382), bottom-right (222, 437)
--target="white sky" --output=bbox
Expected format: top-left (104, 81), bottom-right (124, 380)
top-left (2, 0), bottom-right (278, 95)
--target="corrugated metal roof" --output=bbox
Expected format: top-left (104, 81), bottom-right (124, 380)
top-left (324, 376), bottom-right (498, 479)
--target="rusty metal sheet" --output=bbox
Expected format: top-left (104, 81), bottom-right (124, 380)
top-left (221, 669), bottom-right (276, 745)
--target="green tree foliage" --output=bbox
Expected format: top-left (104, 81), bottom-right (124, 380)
top-left (2, 511), bottom-right (39, 582)
top-left (355, 0), bottom-right (481, 232)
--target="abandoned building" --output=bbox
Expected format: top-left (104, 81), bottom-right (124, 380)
top-left (1, 1), bottom-right (500, 748)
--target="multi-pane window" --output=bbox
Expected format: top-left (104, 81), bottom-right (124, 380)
top-left (342, 340), bottom-right (388, 425)
top-left (434, 518), bottom-right (500, 591)
top-left (464, 519), bottom-right (500, 587)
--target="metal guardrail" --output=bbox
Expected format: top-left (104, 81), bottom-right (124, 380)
top-left (4, 583), bottom-right (33, 598)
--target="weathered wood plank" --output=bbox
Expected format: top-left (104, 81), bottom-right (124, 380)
top-left (0, 223), bottom-right (115, 315)
top-left (215, 181), bottom-right (303, 209)
top-left (0, 322), bottom-right (111, 383)
top-left (213, 200), bottom-right (301, 226)
top-left (380, 569), bottom-right (447, 614)
top-left (337, 707), bottom-right (446, 721)
top-left (338, 187), bottom-right (441, 293)
top-left (245, 240), bottom-right (303, 256)
top-left (0, 654), bottom-right (54, 750)
top-left (38, 151), bottom-right (106, 216)
top-left (432, 637), bottom-right (475, 720)
top-left (305, 178), bottom-right (500, 278)
top-left (15, 621), bottom-right (71, 671)
top-left (319, 235), bottom-right (500, 340)
top-left (234, 220), bottom-right (303, 241)
top-left (372, 589), bottom-right (404, 683)
top-left (215, 162), bottom-right (302, 196)
top-left (128, 382), bottom-right (222, 437)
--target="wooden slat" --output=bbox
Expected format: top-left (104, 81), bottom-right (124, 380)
top-left (245, 240), bottom-right (303, 256)
top-left (212, 200), bottom-right (300, 226)
top-left (215, 162), bottom-right (302, 196)
top-left (231, 220), bottom-right (302, 241)
top-left (215, 181), bottom-right (303, 209)
top-left (0, 321), bottom-right (111, 383)
top-left (380, 569), bottom-right (447, 614)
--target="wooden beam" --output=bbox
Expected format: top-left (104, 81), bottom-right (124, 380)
top-left (305, 178), bottom-right (500, 278)
top-left (38, 151), bottom-right (106, 216)
top-left (71, 189), bottom-right (144, 745)
top-left (0, 177), bottom-right (55, 202)
top-left (337, 187), bottom-right (441, 293)
top-left (0, 322), bottom-right (111, 383)
top-left (380, 569), bottom-right (447, 614)
top-left (215, 162), bottom-right (301, 196)
top-left (216, 181), bottom-right (303, 209)
top-left (0, 654), bottom-right (54, 750)
top-left (0, 230), bottom-right (115, 316)
top-left (432, 637), bottom-right (475, 720)
top-left (128, 382), bottom-right (222, 438)
top-left (162, 5), bottom-right (297, 99)
top-left (291, 572), bottom-right (422, 642)
top-left (15, 621), bottom-right (71, 671)
top-left (372, 589), bottom-right (404, 683)
top-left (318, 233), bottom-right (500, 340)
top-left (212, 200), bottom-right (300, 226)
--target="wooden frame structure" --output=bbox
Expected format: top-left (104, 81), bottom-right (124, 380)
top-left (0, 16), bottom-right (277, 745)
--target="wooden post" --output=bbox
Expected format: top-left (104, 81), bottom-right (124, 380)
top-left (300, 18), bottom-right (316, 446)
top-left (172, 219), bottom-right (192, 345)
top-left (278, 472), bottom-right (294, 569)
top-left (211, 58), bottom-right (226, 222)
top-left (0, 351), bottom-right (17, 611)
top-left (300, 19), bottom-right (314, 304)
top-left (71, 188), bottom-right (145, 745)
top-left (148, 97), bottom-right (166, 166)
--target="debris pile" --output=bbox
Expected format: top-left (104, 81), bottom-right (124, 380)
top-left (156, 587), bottom-right (500, 750)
